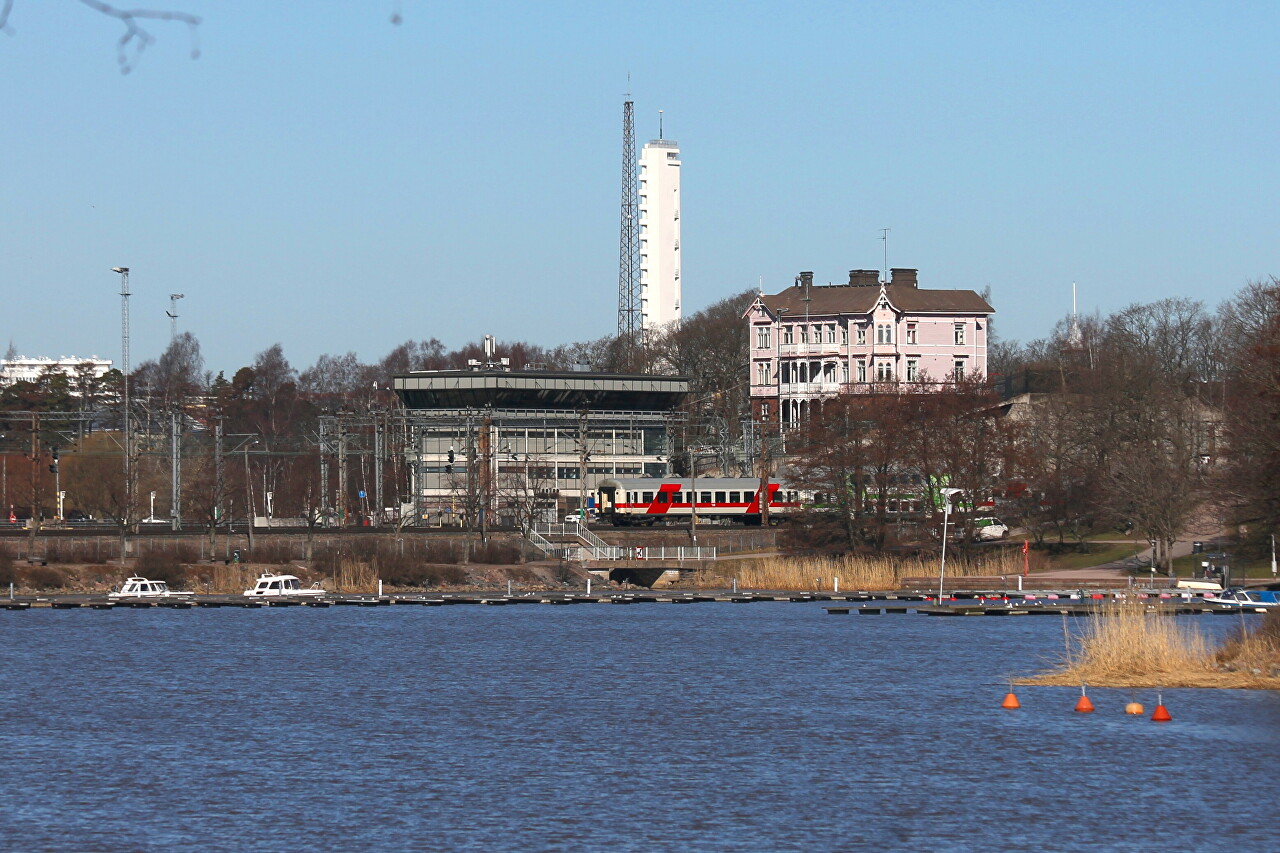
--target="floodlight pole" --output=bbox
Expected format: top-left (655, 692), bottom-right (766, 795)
top-left (112, 267), bottom-right (132, 531)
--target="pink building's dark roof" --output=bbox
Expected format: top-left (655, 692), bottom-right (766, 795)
top-left (759, 283), bottom-right (993, 317)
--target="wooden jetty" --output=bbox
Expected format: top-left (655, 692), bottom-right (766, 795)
top-left (0, 587), bottom-right (1244, 615)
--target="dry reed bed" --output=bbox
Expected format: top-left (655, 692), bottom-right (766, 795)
top-left (718, 552), bottom-right (1022, 592)
top-left (1018, 599), bottom-right (1280, 690)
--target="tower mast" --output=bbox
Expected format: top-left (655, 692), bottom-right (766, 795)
top-left (616, 92), bottom-right (641, 336)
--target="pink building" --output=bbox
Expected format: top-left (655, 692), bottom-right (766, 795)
top-left (745, 268), bottom-right (994, 429)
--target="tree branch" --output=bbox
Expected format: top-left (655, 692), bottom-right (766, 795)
top-left (77, 0), bottom-right (202, 73)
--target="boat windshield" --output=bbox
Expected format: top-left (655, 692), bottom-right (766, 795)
top-left (286, 578), bottom-right (300, 590)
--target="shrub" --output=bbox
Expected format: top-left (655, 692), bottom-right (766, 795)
top-left (426, 565), bottom-right (468, 586)
top-left (24, 566), bottom-right (69, 590)
top-left (0, 545), bottom-right (14, 587)
top-left (134, 547), bottom-right (192, 590)
top-left (469, 542), bottom-right (523, 565)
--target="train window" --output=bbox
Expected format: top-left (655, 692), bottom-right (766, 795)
top-left (642, 491), bottom-right (654, 503)
top-left (701, 491), bottom-right (711, 503)
top-left (729, 492), bottom-right (741, 503)
top-left (715, 491), bottom-right (726, 503)
top-left (657, 492), bottom-right (669, 504)
top-left (887, 500), bottom-right (899, 513)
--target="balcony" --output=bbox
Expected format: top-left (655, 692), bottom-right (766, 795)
top-left (779, 342), bottom-right (840, 356)
top-left (780, 381), bottom-right (843, 396)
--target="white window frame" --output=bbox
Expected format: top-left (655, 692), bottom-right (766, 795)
top-left (856, 326), bottom-right (867, 345)
top-left (756, 326), bottom-right (771, 349)
top-left (907, 359), bottom-right (918, 382)
top-left (906, 323), bottom-right (918, 345)
top-left (954, 323), bottom-right (966, 346)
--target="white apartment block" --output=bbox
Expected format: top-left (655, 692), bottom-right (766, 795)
top-left (638, 137), bottom-right (681, 330)
top-left (0, 356), bottom-right (113, 391)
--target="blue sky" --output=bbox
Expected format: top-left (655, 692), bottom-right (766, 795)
top-left (3, 0), bottom-right (1277, 375)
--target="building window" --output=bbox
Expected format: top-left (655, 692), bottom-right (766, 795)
top-left (954, 360), bottom-right (965, 380)
top-left (906, 323), bottom-right (918, 344)
top-left (877, 361), bottom-right (894, 382)
top-left (756, 326), bottom-right (771, 349)
top-left (841, 325), bottom-right (849, 345)
top-left (826, 326), bottom-right (836, 344)
top-left (906, 359), bottom-right (918, 381)
top-left (755, 362), bottom-right (771, 386)
top-left (856, 359), bottom-right (867, 383)
top-left (954, 323), bottom-right (966, 345)
top-left (841, 361), bottom-right (849, 383)
top-left (799, 326), bottom-right (808, 344)
top-left (856, 326), bottom-right (866, 345)
top-left (761, 401), bottom-right (770, 420)
top-left (782, 326), bottom-right (793, 345)
top-left (877, 324), bottom-right (894, 344)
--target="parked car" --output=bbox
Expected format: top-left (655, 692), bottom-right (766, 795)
top-left (971, 516), bottom-right (1010, 541)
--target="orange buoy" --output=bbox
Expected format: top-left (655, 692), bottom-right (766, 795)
top-left (1151, 692), bottom-right (1172, 722)
top-left (1124, 702), bottom-right (1145, 715)
top-left (1001, 692), bottom-right (1021, 710)
top-left (1074, 694), bottom-right (1095, 713)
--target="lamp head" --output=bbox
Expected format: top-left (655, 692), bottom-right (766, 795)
top-left (111, 267), bottom-right (128, 274)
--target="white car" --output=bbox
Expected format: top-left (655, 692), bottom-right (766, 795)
top-left (971, 517), bottom-right (1010, 541)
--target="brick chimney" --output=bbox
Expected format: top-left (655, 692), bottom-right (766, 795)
top-left (848, 269), bottom-right (879, 287)
top-left (890, 268), bottom-right (918, 288)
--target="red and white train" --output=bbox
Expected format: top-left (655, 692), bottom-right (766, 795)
top-left (595, 478), bottom-right (804, 526)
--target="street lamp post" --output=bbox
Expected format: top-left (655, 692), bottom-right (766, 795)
top-left (937, 488), bottom-right (963, 605)
top-left (112, 267), bottom-right (131, 529)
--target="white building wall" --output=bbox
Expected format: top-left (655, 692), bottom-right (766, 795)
top-left (638, 138), bottom-right (681, 330)
top-left (0, 356), bottom-right (112, 390)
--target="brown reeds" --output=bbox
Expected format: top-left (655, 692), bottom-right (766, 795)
top-left (1019, 598), bottom-right (1280, 690)
top-left (333, 557), bottom-right (377, 594)
top-left (715, 551), bottom-right (1021, 592)
top-left (1215, 607), bottom-right (1280, 680)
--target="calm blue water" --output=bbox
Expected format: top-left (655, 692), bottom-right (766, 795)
top-left (0, 604), bottom-right (1276, 852)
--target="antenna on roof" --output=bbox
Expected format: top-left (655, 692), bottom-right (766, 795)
top-left (880, 227), bottom-right (891, 284)
top-left (658, 109), bottom-right (664, 139)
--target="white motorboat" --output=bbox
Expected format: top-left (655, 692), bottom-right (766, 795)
top-left (108, 576), bottom-right (193, 599)
top-left (243, 572), bottom-right (325, 598)
top-left (1204, 589), bottom-right (1280, 612)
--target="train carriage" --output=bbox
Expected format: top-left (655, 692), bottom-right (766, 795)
top-left (595, 477), bottom-right (803, 526)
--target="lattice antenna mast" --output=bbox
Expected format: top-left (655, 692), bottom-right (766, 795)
top-left (167, 293), bottom-right (184, 340)
top-left (617, 92), bottom-right (641, 335)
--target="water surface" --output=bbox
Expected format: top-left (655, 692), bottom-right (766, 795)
top-left (0, 605), bottom-right (1275, 852)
